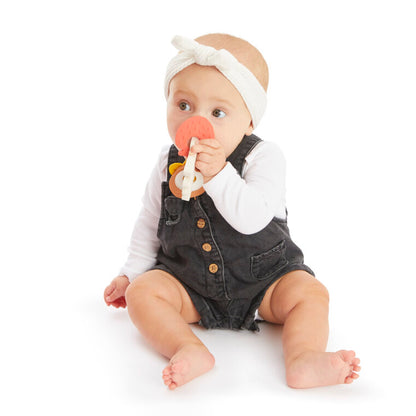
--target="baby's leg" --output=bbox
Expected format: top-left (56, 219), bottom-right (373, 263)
top-left (259, 270), bottom-right (361, 388)
top-left (125, 270), bottom-right (215, 390)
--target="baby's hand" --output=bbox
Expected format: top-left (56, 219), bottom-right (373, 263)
top-left (104, 275), bottom-right (130, 308)
top-left (191, 139), bottom-right (226, 183)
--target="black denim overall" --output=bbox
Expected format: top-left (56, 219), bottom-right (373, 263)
top-left (153, 134), bottom-right (314, 331)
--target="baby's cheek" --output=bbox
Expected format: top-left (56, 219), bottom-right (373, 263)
top-left (166, 112), bottom-right (186, 141)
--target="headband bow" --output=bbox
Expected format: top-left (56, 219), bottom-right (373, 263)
top-left (171, 36), bottom-right (232, 70)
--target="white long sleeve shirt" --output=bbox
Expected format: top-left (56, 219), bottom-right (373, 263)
top-left (120, 140), bottom-right (287, 282)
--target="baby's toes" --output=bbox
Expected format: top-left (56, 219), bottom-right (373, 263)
top-left (352, 357), bottom-right (361, 370)
top-left (345, 372), bottom-right (360, 383)
top-left (346, 350), bottom-right (356, 360)
top-left (342, 350), bottom-right (359, 368)
top-left (168, 381), bottom-right (178, 390)
top-left (162, 372), bottom-right (178, 389)
top-left (162, 366), bottom-right (173, 384)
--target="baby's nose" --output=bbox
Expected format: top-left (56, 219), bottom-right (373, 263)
top-left (193, 110), bottom-right (212, 120)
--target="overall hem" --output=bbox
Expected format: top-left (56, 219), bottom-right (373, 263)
top-left (150, 262), bottom-right (314, 332)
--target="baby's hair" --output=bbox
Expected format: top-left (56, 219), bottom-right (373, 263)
top-left (194, 33), bottom-right (269, 92)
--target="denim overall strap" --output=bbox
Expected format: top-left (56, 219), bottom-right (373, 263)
top-left (166, 144), bottom-right (185, 181)
top-left (226, 134), bottom-right (262, 176)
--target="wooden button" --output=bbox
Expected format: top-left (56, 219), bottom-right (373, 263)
top-left (208, 263), bottom-right (218, 273)
top-left (197, 218), bottom-right (206, 229)
top-left (202, 243), bottom-right (212, 252)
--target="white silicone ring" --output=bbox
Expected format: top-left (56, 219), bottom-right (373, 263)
top-left (175, 170), bottom-right (204, 192)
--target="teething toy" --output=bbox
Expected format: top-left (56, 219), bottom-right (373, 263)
top-left (175, 115), bottom-right (215, 157)
top-left (170, 116), bottom-right (214, 201)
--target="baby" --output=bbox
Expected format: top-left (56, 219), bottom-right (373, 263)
top-left (104, 34), bottom-right (361, 390)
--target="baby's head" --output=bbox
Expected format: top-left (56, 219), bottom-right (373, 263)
top-left (165, 34), bottom-right (269, 157)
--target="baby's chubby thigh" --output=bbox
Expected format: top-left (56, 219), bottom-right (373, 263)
top-left (258, 270), bottom-right (328, 324)
top-left (125, 269), bottom-right (201, 324)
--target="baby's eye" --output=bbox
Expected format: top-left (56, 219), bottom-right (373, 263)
top-left (212, 109), bottom-right (226, 118)
top-left (179, 101), bottom-right (191, 111)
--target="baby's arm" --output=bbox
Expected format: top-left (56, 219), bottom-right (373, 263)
top-left (203, 141), bottom-right (286, 234)
top-left (104, 147), bottom-right (168, 307)
top-left (118, 147), bottom-right (168, 281)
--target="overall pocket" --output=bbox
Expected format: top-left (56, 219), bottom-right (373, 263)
top-left (157, 183), bottom-right (184, 240)
top-left (250, 240), bottom-right (289, 280)
top-left (164, 196), bottom-right (184, 226)
top-left (157, 194), bottom-right (186, 256)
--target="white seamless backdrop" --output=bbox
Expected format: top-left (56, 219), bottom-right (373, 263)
top-left (1, 1), bottom-right (415, 415)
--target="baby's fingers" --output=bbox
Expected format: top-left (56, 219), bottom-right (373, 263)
top-left (198, 139), bottom-right (221, 148)
top-left (104, 283), bottom-right (113, 296)
top-left (104, 283), bottom-right (117, 304)
top-left (112, 297), bottom-right (127, 308)
top-left (191, 143), bottom-right (213, 156)
top-left (191, 139), bottom-right (221, 154)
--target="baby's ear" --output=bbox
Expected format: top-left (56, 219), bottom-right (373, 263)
top-left (245, 121), bottom-right (254, 136)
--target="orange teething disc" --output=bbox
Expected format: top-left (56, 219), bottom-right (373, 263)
top-left (175, 116), bottom-right (214, 157)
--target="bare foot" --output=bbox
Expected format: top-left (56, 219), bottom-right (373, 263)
top-left (162, 343), bottom-right (215, 390)
top-left (286, 350), bottom-right (361, 389)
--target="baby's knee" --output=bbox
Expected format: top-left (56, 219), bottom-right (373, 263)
top-left (125, 274), bottom-right (157, 305)
top-left (298, 279), bottom-right (330, 307)
top-left (125, 271), bottom-right (181, 310)
top-left (290, 275), bottom-right (330, 306)
top-left (308, 280), bottom-right (329, 301)
top-left (124, 278), bottom-right (140, 305)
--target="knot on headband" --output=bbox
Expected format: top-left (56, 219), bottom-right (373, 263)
top-left (171, 36), bottom-right (232, 71)
top-left (164, 35), bottom-right (267, 129)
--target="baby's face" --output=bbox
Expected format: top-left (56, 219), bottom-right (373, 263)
top-left (167, 64), bottom-right (253, 157)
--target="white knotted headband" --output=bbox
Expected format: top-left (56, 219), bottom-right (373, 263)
top-left (164, 35), bottom-right (267, 129)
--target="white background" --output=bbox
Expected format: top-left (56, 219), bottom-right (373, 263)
top-left (1, 1), bottom-right (415, 414)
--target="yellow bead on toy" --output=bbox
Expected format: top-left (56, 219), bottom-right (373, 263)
top-left (169, 162), bottom-right (185, 176)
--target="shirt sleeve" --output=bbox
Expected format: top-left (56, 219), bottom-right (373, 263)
top-left (203, 141), bottom-right (287, 235)
top-left (119, 146), bottom-right (169, 281)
